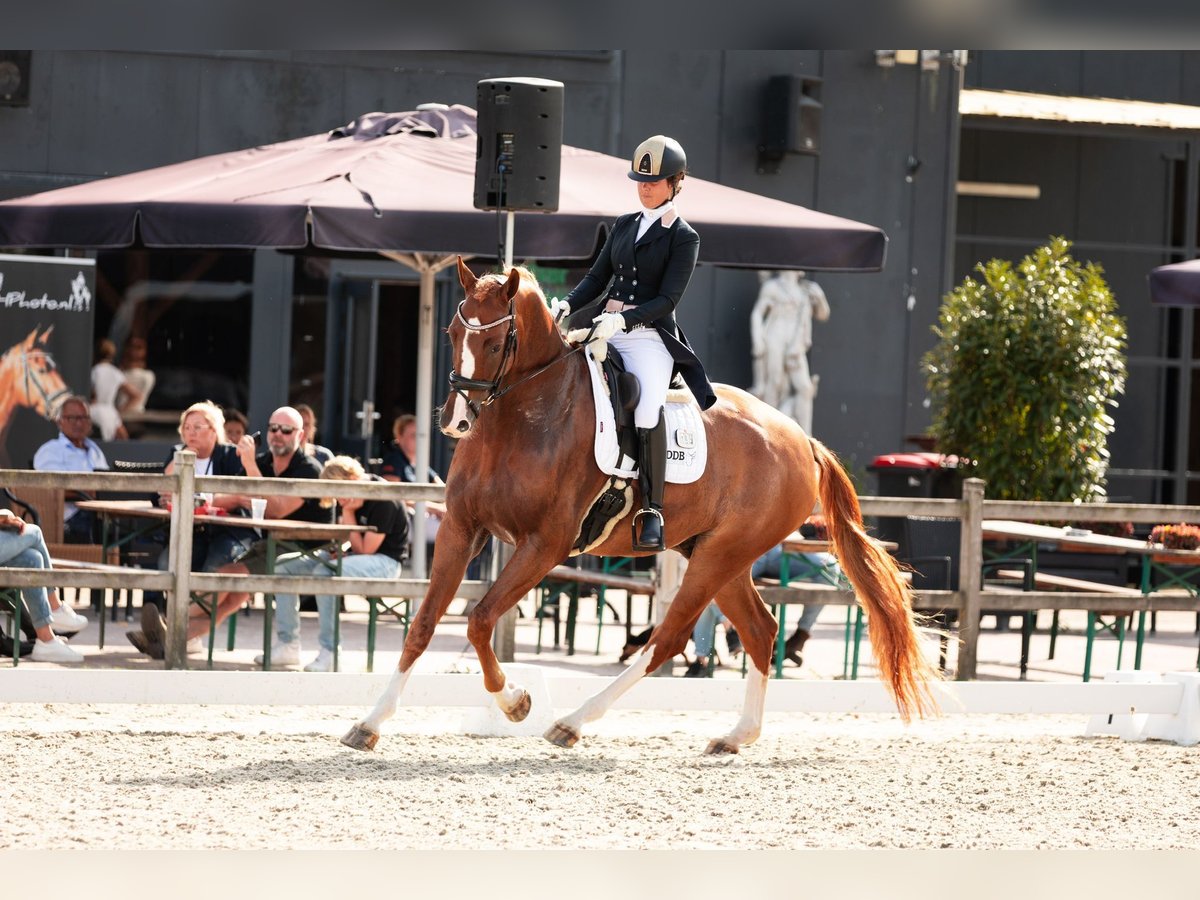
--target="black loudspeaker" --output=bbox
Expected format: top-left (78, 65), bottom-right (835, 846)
top-left (0, 51), bottom-right (31, 107)
top-left (757, 74), bottom-right (822, 174)
top-left (474, 77), bottom-right (564, 212)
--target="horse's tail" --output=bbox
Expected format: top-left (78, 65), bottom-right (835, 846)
top-left (810, 437), bottom-right (940, 721)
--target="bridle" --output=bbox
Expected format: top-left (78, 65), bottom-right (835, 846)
top-left (446, 299), bottom-right (590, 421)
top-left (19, 349), bottom-right (71, 416)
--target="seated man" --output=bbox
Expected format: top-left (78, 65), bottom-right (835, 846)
top-left (128, 406), bottom-right (328, 663)
top-left (685, 544), bottom-right (836, 677)
top-left (0, 504), bottom-right (89, 663)
top-left (32, 396), bottom-right (110, 543)
top-left (271, 455), bottom-right (408, 672)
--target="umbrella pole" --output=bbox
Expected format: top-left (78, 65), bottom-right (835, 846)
top-left (382, 252), bottom-right (462, 593)
top-left (504, 211), bottom-right (515, 269)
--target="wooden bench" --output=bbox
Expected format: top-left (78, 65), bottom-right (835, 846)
top-left (992, 568), bottom-right (1143, 598)
top-left (536, 564), bottom-right (656, 655)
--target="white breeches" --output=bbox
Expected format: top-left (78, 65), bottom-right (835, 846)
top-left (608, 328), bottom-right (674, 428)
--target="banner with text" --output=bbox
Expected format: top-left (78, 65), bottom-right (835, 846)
top-left (0, 254), bottom-right (95, 468)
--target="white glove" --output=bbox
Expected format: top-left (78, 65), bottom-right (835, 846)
top-left (588, 311), bottom-right (627, 342)
top-left (547, 296), bottom-right (571, 324)
top-left (567, 312), bottom-right (626, 345)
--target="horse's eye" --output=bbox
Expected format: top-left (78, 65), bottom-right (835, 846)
top-left (491, 345), bottom-right (501, 354)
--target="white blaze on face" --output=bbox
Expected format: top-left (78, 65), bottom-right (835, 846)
top-left (447, 322), bottom-right (482, 431)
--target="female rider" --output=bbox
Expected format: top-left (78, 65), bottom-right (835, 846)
top-left (551, 135), bottom-right (716, 552)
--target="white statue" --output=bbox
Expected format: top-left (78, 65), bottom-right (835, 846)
top-left (749, 269), bottom-right (830, 434)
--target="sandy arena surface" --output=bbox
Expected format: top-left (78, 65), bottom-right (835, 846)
top-left (3, 701), bottom-right (1198, 850)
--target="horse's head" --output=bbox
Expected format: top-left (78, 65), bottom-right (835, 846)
top-left (3, 325), bottom-right (71, 419)
top-left (441, 257), bottom-right (560, 436)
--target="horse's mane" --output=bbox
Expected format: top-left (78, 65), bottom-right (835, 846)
top-left (480, 267), bottom-right (546, 303)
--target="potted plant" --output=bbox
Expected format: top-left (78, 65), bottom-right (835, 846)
top-left (924, 237), bottom-right (1129, 584)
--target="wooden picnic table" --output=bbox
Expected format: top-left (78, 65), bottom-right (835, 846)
top-left (75, 499), bottom-right (370, 667)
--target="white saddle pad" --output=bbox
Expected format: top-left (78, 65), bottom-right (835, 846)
top-left (586, 346), bottom-right (707, 485)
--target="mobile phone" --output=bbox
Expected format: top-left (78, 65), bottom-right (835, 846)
top-left (249, 430), bottom-right (262, 447)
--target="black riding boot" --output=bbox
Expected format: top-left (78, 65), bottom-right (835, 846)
top-left (632, 409), bottom-right (667, 551)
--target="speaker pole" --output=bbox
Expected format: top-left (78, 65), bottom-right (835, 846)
top-left (504, 212), bottom-right (515, 269)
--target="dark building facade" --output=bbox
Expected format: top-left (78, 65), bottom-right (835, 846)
top-left (2, 50), bottom-right (1195, 499)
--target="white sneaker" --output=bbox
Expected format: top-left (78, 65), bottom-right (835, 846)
top-left (31, 637), bottom-right (84, 664)
top-left (303, 648), bottom-right (336, 672)
top-left (50, 604), bottom-right (88, 635)
top-left (253, 640), bottom-right (300, 667)
top-left (186, 638), bottom-right (203, 654)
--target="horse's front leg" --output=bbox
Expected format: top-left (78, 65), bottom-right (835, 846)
top-left (341, 521), bottom-right (484, 752)
top-left (465, 541), bottom-right (560, 723)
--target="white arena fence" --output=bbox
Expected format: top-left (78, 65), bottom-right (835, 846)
top-left (4, 668), bottom-right (1198, 746)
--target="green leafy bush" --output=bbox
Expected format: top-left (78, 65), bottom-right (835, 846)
top-left (924, 237), bottom-right (1127, 501)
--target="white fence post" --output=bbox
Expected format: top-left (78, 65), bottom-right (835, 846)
top-left (165, 451), bottom-right (196, 670)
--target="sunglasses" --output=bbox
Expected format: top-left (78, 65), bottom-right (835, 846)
top-left (267, 423), bottom-right (298, 435)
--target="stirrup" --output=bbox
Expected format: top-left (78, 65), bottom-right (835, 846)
top-left (631, 507), bottom-right (665, 551)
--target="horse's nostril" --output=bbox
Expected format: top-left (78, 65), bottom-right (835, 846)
top-left (456, 420), bottom-right (470, 433)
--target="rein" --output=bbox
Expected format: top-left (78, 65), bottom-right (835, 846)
top-left (448, 301), bottom-right (595, 420)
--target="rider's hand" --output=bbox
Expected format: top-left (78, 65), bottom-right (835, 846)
top-left (547, 296), bottom-right (571, 324)
top-left (589, 311), bottom-right (627, 342)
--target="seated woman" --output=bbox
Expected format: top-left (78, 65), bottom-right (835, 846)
top-left (0, 506), bottom-right (89, 663)
top-left (269, 456), bottom-right (409, 672)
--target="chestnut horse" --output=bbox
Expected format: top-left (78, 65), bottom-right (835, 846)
top-left (342, 261), bottom-right (938, 755)
top-left (0, 326), bottom-right (71, 466)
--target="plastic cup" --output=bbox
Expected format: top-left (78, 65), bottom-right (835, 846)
top-left (250, 498), bottom-right (267, 520)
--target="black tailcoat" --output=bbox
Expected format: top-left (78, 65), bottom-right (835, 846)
top-left (565, 210), bottom-right (717, 410)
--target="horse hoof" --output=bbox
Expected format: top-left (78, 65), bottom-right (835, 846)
top-left (340, 723), bottom-right (380, 752)
top-left (503, 689), bottom-right (531, 723)
top-left (704, 738), bottom-right (740, 756)
top-left (543, 721), bottom-right (580, 748)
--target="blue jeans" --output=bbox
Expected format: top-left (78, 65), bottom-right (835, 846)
top-left (0, 524), bottom-right (54, 630)
top-left (273, 550), bottom-right (403, 651)
top-left (691, 548), bottom-right (841, 654)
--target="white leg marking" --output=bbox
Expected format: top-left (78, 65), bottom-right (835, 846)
top-left (719, 658), bottom-right (769, 749)
top-left (361, 667), bottom-right (412, 732)
top-left (491, 679), bottom-right (525, 716)
top-left (553, 645), bottom-right (655, 737)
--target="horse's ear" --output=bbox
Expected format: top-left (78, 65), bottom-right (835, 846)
top-left (39, 324), bottom-right (54, 343)
top-left (22, 327), bottom-right (40, 347)
top-left (504, 267), bottom-right (521, 300)
top-left (457, 257), bottom-right (477, 292)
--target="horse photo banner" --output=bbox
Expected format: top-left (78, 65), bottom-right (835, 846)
top-left (0, 253), bottom-right (95, 468)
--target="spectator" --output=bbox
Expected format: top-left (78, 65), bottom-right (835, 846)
top-left (222, 408), bottom-right (249, 445)
top-left (128, 406), bottom-right (328, 663)
top-left (119, 336), bottom-right (156, 416)
top-left (381, 413), bottom-right (446, 560)
top-left (271, 455), bottom-right (408, 672)
top-left (32, 396), bottom-right (110, 544)
top-left (90, 338), bottom-right (141, 441)
top-left (127, 401), bottom-right (255, 657)
top-left (0, 505), bottom-right (89, 662)
top-left (294, 403), bottom-right (333, 466)
top-left (685, 544), bottom-right (834, 677)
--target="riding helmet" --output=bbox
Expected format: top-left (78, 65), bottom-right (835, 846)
top-left (628, 135), bottom-right (687, 182)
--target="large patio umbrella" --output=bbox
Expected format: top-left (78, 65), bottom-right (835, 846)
top-left (0, 105), bottom-right (886, 271)
top-left (1148, 258), bottom-right (1200, 307)
top-left (0, 105), bottom-right (888, 574)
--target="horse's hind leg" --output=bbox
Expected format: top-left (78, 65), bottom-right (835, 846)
top-left (341, 525), bottom-right (483, 751)
top-left (544, 554), bottom-right (737, 749)
top-left (703, 573), bottom-right (778, 756)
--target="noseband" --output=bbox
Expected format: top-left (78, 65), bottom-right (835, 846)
top-left (21, 349), bottom-right (71, 415)
top-left (447, 300), bottom-right (518, 420)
